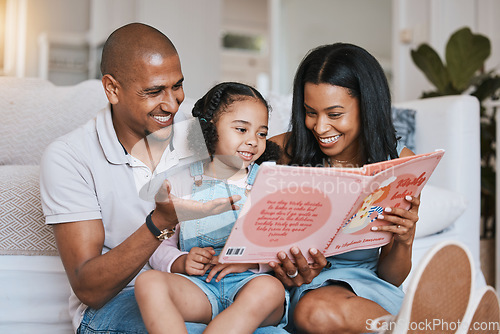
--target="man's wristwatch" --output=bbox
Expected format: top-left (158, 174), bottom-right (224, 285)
top-left (145, 210), bottom-right (176, 240)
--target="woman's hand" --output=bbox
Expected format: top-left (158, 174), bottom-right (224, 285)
top-left (375, 195), bottom-right (420, 286)
top-left (268, 247), bottom-right (327, 288)
top-left (372, 195), bottom-right (420, 245)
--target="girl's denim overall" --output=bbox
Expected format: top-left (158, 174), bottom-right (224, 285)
top-left (178, 161), bottom-right (259, 255)
top-left (176, 162), bottom-right (289, 327)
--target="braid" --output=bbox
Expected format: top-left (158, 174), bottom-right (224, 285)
top-left (189, 86), bottom-right (226, 156)
top-left (191, 98), bottom-right (204, 118)
top-left (206, 87), bottom-right (225, 121)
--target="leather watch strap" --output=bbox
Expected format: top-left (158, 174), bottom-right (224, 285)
top-left (145, 210), bottom-right (176, 240)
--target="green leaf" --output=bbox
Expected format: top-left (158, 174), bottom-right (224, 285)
top-left (481, 166), bottom-right (496, 196)
top-left (471, 76), bottom-right (500, 101)
top-left (421, 90), bottom-right (442, 99)
top-left (446, 27), bottom-right (491, 92)
top-left (411, 44), bottom-right (450, 93)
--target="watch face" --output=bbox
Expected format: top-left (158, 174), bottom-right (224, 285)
top-left (158, 228), bottom-right (176, 240)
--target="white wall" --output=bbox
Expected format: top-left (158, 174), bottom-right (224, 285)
top-left (476, 0), bottom-right (500, 75)
top-left (7, 0), bottom-right (499, 102)
top-left (136, 0), bottom-right (221, 99)
top-left (220, 0), bottom-right (270, 91)
top-left (275, 0), bottom-right (392, 95)
top-left (24, 0), bottom-right (90, 84)
top-left (392, 0), bottom-right (500, 102)
top-left (15, 0), bottom-right (221, 98)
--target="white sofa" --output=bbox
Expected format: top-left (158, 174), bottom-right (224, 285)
top-left (393, 96), bottom-right (485, 289)
top-left (0, 77), bottom-right (485, 333)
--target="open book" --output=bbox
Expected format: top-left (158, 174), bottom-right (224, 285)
top-left (219, 149), bottom-right (445, 263)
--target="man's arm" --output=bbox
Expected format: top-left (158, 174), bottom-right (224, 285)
top-left (53, 185), bottom-right (240, 310)
top-left (42, 136), bottom-right (240, 309)
top-left (53, 218), bottom-right (162, 309)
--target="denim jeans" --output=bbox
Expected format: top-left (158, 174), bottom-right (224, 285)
top-left (77, 288), bottom-right (289, 333)
top-left (178, 271), bottom-right (289, 327)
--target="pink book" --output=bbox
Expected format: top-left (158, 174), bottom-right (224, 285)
top-left (219, 149), bottom-right (445, 263)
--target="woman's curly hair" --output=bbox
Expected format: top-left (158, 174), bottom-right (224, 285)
top-left (188, 82), bottom-right (281, 163)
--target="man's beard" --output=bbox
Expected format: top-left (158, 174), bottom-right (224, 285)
top-left (145, 125), bottom-right (174, 143)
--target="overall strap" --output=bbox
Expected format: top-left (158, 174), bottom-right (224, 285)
top-left (189, 161), bottom-right (204, 186)
top-left (245, 163), bottom-right (259, 193)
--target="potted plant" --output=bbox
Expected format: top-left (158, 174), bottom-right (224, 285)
top-left (410, 27), bottom-right (500, 243)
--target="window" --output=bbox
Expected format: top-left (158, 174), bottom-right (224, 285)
top-left (0, 0), bottom-right (6, 73)
top-left (222, 31), bottom-right (266, 54)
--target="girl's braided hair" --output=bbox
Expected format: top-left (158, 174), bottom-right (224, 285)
top-left (188, 82), bottom-right (281, 163)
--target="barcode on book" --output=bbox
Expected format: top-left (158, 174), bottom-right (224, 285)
top-left (225, 247), bottom-right (246, 256)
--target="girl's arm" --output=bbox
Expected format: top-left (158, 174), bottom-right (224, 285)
top-left (149, 227), bottom-right (187, 272)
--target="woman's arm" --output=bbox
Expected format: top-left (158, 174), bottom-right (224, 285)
top-left (267, 133), bottom-right (328, 287)
top-left (375, 146), bottom-right (420, 286)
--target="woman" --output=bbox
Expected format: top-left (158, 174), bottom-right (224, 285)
top-left (269, 43), bottom-right (420, 333)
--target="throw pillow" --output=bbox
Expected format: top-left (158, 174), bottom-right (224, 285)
top-left (415, 184), bottom-right (467, 238)
top-left (267, 93), bottom-right (293, 137)
top-left (391, 106), bottom-right (416, 152)
top-left (0, 165), bottom-right (58, 255)
top-left (0, 77), bottom-right (108, 165)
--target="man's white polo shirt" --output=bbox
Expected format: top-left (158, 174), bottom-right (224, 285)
top-left (40, 104), bottom-right (205, 330)
top-left (41, 104), bottom-right (203, 248)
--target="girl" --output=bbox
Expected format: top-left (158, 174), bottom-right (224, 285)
top-left (135, 82), bottom-right (288, 334)
top-left (269, 43), bottom-right (420, 333)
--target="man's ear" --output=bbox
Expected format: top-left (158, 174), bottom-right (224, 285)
top-left (102, 74), bottom-right (120, 105)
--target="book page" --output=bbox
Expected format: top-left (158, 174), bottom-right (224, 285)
top-left (219, 150), bottom-right (444, 263)
top-left (362, 150), bottom-right (443, 176)
top-left (221, 165), bottom-right (368, 263)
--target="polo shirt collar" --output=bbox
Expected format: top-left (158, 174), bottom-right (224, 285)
top-left (96, 105), bottom-right (129, 165)
top-left (96, 105), bottom-right (195, 165)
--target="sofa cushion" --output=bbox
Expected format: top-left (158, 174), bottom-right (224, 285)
top-left (0, 255), bottom-right (73, 332)
top-left (415, 184), bottom-right (467, 238)
top-left (392, 106), bottom-right (416, 151)
top-left (0, 165), bottom-right (57, 255)
top-left (0, 77), bottom-right (107, 165)
top-left (267, 93), bottom-right (293, 137)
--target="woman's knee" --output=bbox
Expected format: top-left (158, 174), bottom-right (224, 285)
top-left (293, 288), bottom-right (350, 333)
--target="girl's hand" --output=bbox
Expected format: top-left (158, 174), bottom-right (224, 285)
top-left (184, 247), bottom-right (216, 276)
top-left (206, 259), bottom-right (257, 282)
top-left (269, 247), bottom-right (327, 288)
top-left (372, 195), bottom-right (420, 245)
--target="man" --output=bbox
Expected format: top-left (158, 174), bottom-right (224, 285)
top-left (40, 23), bottom-right (241, 333)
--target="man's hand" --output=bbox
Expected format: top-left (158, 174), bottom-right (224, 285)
top-left (152, 180), bottom-right (241, 230)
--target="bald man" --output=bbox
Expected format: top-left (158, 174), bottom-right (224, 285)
top-left (41, 22), bottom-right (288, 334)
top-left (40, 23), bottom-right (241, 334)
